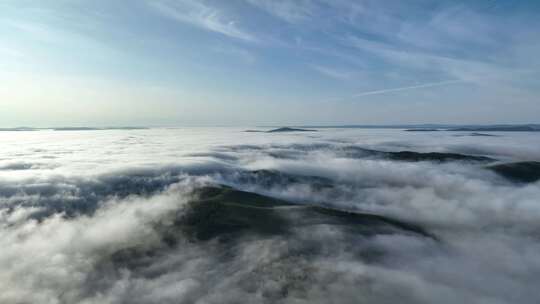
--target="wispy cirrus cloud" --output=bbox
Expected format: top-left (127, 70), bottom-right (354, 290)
top-left (310, 64), bottom-right (353, 80)
top-left (212, 44), bottom-right (256, 64)
top-left (147, 0), bottom-right (257, 42)
top-left (244, 0), bottom-right (316, 23)
top-left (250, 1), bottom-right (539, 87)
top-left (343, 34), bottom-right (531, 87)
top-left (2, 0), bottom-right (540, 125)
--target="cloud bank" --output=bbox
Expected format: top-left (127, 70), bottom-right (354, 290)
top-left (1, 128), bottom-right (539, 303)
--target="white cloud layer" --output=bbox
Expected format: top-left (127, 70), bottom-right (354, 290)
top-left (1, 128), bottom-right (540, 303)
top-left (148, 0), bottom-right (256, 42)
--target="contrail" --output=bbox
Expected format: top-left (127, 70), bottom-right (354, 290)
top-left (352, 79), bottom-right (463, 98)
top-left (325, 79), bottom-right (464, 102)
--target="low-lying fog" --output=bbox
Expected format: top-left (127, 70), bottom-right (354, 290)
top-left (1, 128), bottom-right (539, 304)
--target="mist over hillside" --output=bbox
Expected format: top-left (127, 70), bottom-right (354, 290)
top-left (1, 128), bottom-right (539, 303)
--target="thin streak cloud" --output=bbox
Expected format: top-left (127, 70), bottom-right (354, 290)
top-left (352, 80), bottom-right (465, 97)
top-left (324, 80), bottom-right (465, 103)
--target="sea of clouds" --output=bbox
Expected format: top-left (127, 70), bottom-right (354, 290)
top-left (1, 128), bottom-right (539, 303)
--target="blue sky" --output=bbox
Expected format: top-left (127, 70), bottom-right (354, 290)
top-left (1, 0), bottom-right (539, 126)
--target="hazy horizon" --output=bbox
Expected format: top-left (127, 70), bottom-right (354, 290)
top-left (2, 123), bottom-right (540, 129)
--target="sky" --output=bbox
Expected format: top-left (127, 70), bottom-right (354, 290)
top-left (1, 0), bottom-right (539, 127)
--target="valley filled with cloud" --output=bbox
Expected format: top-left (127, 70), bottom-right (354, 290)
top-left (1, 128), bottom-right (539, 303)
